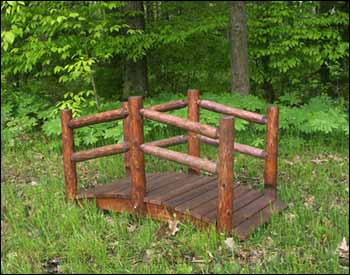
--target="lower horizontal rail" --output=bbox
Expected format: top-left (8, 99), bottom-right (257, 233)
top-left (140, 144), bottom-right (217, 174)
top-left (199, 135), bottom-right (265, 159)
top-left (72, 143), bottom-right (129, 162)
top-left (144, 135), bottom-right (188, 148)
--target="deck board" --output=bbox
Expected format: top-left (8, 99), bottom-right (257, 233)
top-left (76, 172), bottom-right (286, 240)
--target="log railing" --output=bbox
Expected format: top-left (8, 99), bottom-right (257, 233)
top-left (199, 99), bottom-right (266, 124)
top-left (61, 88), bottom-right (279, 232)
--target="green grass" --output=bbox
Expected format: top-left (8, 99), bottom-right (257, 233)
top-left (1, 133), bottom-right (349, 274)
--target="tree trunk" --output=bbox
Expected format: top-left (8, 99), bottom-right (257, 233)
top-left (123, 1), bottom-right (148, 98)
top-left (229, 1), bottom-right (250, 95)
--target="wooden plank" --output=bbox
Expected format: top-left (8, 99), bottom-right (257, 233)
top-left (191, 185), bottom-right (251, 222)
top-left (234, 200), bottom-right (287, 240)
top-left (76, 178), bottom-right (130, 199)
top-left (71, 143), bottom-right (129, 162)
top-left (148, 176), bottom-right (215, 206)
top-left (175, 184), bottom-right (248, 215)
top-left (199, 99), bottom-right (266, 124)
top-left (95, 197), bottom-right (133, 213)
top-left (69, 108), bottom-right (127, 129)
top-left (146, 172), bottom-right (193, 195)
top-left (206, 189), bottom-right (264, 221)
top-left (164, 177), bottom-right (217, 208)
top-left (98, 173), bottom-right (163, 198)
top-left (141, 144), bottom-right (217, 174)
top-left (145, 174), bottom-right (204, 204)
top-left (233, 195), bottom-right (275, 227)
top-left (76, 173), bottom-right (166, 200)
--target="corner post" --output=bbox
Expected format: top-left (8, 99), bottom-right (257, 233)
top-left (264, 106), bottom-right (279, 199)
top-left (187, 89), bottom-right (200, 174)
top-left (122, 102), bottom-right (131, 176)
top-left (217, 116), bottom-right (234, 233)
top-left (60, 109), bottom-right (77, 201)
top-left (128, 96), bottom-right (146, 213)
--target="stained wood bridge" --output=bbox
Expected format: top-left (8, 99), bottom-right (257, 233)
top-left (61, 90), bottom-right (286, 240)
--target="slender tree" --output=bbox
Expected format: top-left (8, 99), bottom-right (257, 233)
top-left (123, 1), bottom-right (148, 98)
top-left (229, 1), bottom-right (250, 95)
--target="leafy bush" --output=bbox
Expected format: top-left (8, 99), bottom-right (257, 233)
top-left (2, 90), bottom-right (348, 151)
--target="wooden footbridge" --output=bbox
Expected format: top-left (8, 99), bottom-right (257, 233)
top-left (61, 90), bottom-right (286, 240)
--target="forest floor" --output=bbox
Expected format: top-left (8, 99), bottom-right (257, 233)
top-left (1, 135), bottom-right (349, 274)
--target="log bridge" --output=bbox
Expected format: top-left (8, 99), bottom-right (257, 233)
top-left (61, 90), bottom-right (287, 240)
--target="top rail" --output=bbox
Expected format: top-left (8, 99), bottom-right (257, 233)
top-left (148, 99), bottom-right (188, 112)
top-left (68, 99), bottom-right (188, 129)
top-left (199, 100), bottom-right (266, 124)
top-left (69, 108), bottom-right (127, 129)
top-left (140, 108), bottom-right (218, 139)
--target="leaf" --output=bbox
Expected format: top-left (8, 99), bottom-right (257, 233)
top-left (224, 237), bottom-right (235, 250)
top-left (69, 12), bottom-right (79, 18)
top-left (168, 220), bottom-right (180, 236)
top-left (337, 237), bottom-right (349, 266)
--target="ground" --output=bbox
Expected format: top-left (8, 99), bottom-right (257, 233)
top-left (1, 134), bottom-right (349, 274)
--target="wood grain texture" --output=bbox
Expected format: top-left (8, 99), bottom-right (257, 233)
top-left (147, 99), bottom-right (188, 112)
top-left (128, 96), bottom-right (147, 213)
top-left (60, 109), bottom-right (77, 201)
top-left (264, 106), bottom-right (279, 199)
top-left (199, 99), bottom-right (266, 124)
top-left (69, 108), bottom-right (127, 129)
top-left (122, 102), bottom-right (131, 176)
top-left (144, 135), bottom-right (188, 148)
top-left (75, 172), bottom-right (286, 240)
top-left (187, 89), bottom-right (200, 174)
top-left (198, 135), bottom-right (265, 159)
top-left (217, 116), bottom-right (235, 232)
top-left (140, 108), bottom-right (218, 139)
top-left (140, 144), bottom-right (217, 174)
top-left (71, 143), bottom-right (129, 162)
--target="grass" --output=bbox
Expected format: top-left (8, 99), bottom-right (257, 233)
top-left (1, 131), bottom-right (349, 274)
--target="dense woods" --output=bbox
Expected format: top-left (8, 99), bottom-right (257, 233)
top-left (1, 1), bottom-right (349, 149)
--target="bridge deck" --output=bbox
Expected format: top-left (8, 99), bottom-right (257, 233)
top-left (76, 172), bottom-right (286, 240)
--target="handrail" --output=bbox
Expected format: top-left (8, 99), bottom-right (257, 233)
top-left (199, 99), bottom-right (266, 124)
top-left (147, 99), bottom-right (188, 112)
top-left (140, 144), bottom-right (217, 174)
top-left (69, 99), bottom-right (188, 129)
top-left (71, 143), bottom-right (129, 162)
top-left (198, 135), bottom-right (265, 159)
top-left (69, 108), bottom-right (127, 129)
top-left (140, 108), bottom-right (218, 139)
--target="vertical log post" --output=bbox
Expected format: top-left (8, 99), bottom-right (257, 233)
top-left (122, 102), bottom-right (131, 176)
top-left (128, 96), bottom-right (146, 213)
top-left (187, 89), bottom-right (200, 174)
top-left (60, 109), bottom-right (77, 201)
top-left (217, 116), bottom-right (234, 233)
top-left (264, 106), bottom-right (279, 199)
